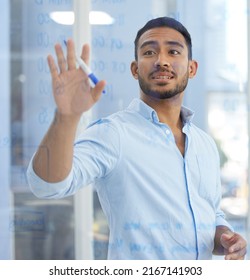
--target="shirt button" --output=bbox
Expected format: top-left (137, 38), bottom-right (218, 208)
top-left (165, 129), bottom-right (171, 135)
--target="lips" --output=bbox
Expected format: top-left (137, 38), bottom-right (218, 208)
top-left (151, 71), bottom-right (174, 81)
top-left (154, 75), bottom-right (173, 80)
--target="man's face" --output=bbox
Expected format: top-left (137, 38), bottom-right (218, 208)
top-left (131, 27), bottom-right (197, 100)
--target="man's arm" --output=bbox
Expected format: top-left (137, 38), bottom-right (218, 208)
top-left (213, 225), bottom-right (247, 260)
top-left (32, 39), bottom-right (105, 183)
top-left (32, 112), bottom-right (80, 182)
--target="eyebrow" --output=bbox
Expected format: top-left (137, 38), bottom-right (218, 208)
top-left (140, 40), bottom-right (185, 50)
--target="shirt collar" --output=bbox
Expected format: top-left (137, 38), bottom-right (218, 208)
top-left (127, 98), bottom-right (195, 124)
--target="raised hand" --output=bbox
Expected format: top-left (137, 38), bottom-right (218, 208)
top-left (47, 39), bottom-right (106, 118)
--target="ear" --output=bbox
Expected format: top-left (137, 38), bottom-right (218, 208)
top-left (188, 60), bottom-right (198, 79)
top-left (130, 60), bottom-right (139, 80)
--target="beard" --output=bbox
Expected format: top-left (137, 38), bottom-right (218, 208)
top-left (138, 69), bottom-right (189, 100)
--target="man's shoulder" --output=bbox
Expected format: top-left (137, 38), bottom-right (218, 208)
top-left (190, 123), bottom-right (213, 140)
top-left (88, 105), bottom-right (140, 129)
top-left (88, 110), bottom-right (126, 126)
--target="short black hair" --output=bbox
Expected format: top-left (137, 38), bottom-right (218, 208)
top-left (134, 17), bottom-right (192, 60)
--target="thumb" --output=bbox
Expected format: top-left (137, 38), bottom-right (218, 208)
top-left (91, 80), bottom-right (106, 102)
top-left (220, 231), bottom-right (235, 249)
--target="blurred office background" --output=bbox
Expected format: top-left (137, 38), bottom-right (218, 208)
top-left (0, 0), bottom-right (249, 259)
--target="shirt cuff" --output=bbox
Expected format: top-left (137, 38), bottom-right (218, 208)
top-left (216, 215), bottom-right (234, 232)
top-left (26, 154), bottom-right (74, 199)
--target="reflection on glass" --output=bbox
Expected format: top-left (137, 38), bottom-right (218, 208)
top-left (10, 0), bottom-right (75, 259)
top-left (208, 92), bottom-right (248, 222)
top-left (206, 0), bottom-right (248, 243)
top-left (13, 193), bottom-right (74, 259)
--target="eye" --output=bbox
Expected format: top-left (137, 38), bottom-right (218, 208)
top-left (169, 49), bottom-right (181, 55)
top-left (143, 50), bottom-right (156, 56)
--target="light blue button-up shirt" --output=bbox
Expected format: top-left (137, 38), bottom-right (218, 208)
top-left (27, 98), bottom-right (232, 259)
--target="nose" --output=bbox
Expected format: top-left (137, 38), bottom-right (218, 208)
top-left (154, 53), bottom-right (170, 68)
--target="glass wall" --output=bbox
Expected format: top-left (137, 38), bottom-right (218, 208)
top-left (0, 0), bottom-right (11, 260)
top-left (0, 0), bottom-right (249, 260)
top-left (206, 0), bottom-right (248, 256)
top-left (9, 0), bottom-right (75, 259)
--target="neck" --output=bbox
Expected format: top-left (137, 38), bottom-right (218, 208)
top-left (140, 93), bottom-right (184, 130)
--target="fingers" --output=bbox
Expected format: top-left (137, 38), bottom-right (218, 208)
top-left (225, 244), bottom-right (247, 260)
top-left (228, 239), bottom-right (246, 253)
top-left (220, 231), bottom-right (235, 246)
top-left (225, 249), bottom-right (246, 260)
top-left (54, 39), bottom-right (77, 73)
top-left (47, 54), bottom-right (58, 79)
top-left (50, 40), bottom-right (90, 74)
top-left (55, 43), bottom-right (67, 73)
top-left (221, 232), bottom-right (247, 260)
top-left (81, 44), bottom-right (90, 65)
top-left (47, 39), bottom-right (105, 98)
top-left (91, 80), bottom-right (106, 102)
top-left (65, 39), bottom-right (76, 70)
top-left (220, 232), bottom-right (235, 254)
top-left (79, 43), bottom-right (106, 96)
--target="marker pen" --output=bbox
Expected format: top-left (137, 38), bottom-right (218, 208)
top-left (63, 40), bottom-right (105, 94)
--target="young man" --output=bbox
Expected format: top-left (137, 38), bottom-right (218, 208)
top-left (27, 17), bottom-right (247, 260)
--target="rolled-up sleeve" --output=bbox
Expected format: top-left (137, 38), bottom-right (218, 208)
top-left (27, 118), bottom-right (121, 199)
top-left (27, 156), bottom-right (75, 199)
top-left (215, 209), bottom-right (234, 231)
